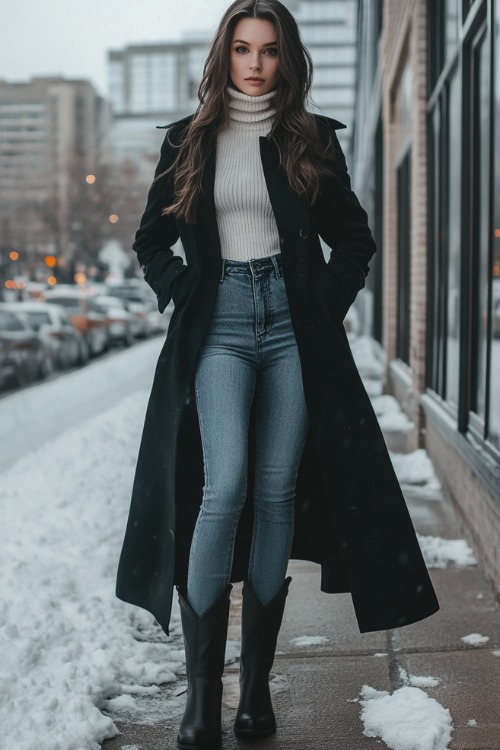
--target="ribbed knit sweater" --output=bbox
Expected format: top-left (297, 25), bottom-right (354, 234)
top-left (214, 87), bottom-right (281, 261)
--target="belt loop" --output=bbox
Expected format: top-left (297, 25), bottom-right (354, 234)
top-left (219, 258), bottom-right (225, 283)
top-left (271, 255), bottom-right (281, 279)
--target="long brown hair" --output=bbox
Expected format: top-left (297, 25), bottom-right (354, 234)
top-left (163, 0), bottom-right (334, 223)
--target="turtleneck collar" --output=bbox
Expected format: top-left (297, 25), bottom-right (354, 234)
top-left (227, 86), bottom-right (277, 127)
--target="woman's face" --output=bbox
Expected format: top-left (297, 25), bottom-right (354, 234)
top-left (229, 17), bottom-right (280, 96)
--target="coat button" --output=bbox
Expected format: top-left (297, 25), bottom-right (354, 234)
top-left (299, 228), bottom-right (308, 239)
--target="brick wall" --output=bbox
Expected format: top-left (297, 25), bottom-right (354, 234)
top-left (426, 420), bottom-right (500, 598)
top-left (380, 0), bottom-right (428, 446)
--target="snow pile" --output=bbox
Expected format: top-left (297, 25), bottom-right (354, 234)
top-left (390, 449), bottom-right (440, 488)
top-left (417, 535), bottom-right (477, 569)
top-left (371, 394), bottom-right (402, 417)
top-left (360, 684), bottom-right (453, 750)
top-left (378, 410), bottom-right (415, 434)
top-left (461, 633), bottom-right (490, 646)
top-left (291, 635), bottom-right (329, 647)
top-left (351, 336), bottom-right (386, 381)
top-left (0, 392), bottom-right (185, 750)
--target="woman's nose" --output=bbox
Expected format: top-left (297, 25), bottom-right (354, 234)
top-left (249, 56), bottom-right (261, 71)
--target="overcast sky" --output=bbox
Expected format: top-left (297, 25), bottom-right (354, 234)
top-left (0, 0), bottom-right (231, 96)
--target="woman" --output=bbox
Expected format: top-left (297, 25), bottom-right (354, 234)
top-left (116, 2), bottom-right (439, 748)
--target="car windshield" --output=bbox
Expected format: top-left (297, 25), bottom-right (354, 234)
top-left (25, 311), bottom-right (52, 329)
top-left (0, 310), bottom-right (25, 331)
top-left (109, 289), bottom-right (145, 304)
top-left (47, 297), bottom-right (81, 310)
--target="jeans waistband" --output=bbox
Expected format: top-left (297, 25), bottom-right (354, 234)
top-left (220, 254), bottom-right (282, 282)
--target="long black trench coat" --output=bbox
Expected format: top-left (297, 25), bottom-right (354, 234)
top-left (116, 114), bottom-right (439, 634)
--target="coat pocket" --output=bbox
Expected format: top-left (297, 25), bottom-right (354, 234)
top-left (316, 261), bottom-right (352, 321)
top-left (168, 264), bottom-right (193, 307)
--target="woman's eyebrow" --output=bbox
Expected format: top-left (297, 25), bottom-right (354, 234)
top-left (232, 39), bottom-right (277, 47)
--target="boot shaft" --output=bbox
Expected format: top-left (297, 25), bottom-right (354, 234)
top-left (239, 577), bottom-right (291, 673)
top-left (179, 587), bottom-right (232, 679)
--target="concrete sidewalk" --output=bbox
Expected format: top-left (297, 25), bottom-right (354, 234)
top-left (103, 478), bottom-right (500, 750)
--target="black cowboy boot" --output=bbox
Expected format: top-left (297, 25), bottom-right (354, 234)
top-left (234, 577), bottom-right (291, 738)
top-left (176, 585), bottom-right (232, 750)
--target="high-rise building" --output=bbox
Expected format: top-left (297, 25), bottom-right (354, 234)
top-left (0, 77), bottom-right (107, 260)
top-left (293, 0), bottom-right (358, 156)
top-left (108, 35), bottom-right (209, 179)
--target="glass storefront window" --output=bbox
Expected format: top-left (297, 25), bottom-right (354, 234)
top-left (428, 0), bottom-right (460, 88)
top-left (490, 2), bottom-right (500, 450)
top-left (445, 0), bottom-right (459, 62)
top-left (445, 71), bottom-right (461, 407)
top-left (470, 30), bottom-right (489, 424)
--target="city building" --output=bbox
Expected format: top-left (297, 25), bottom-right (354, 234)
top-left (107, 0), bottom-right (358, 174)
top-left (294, 0), bottom-right (358, 157)
top-left (352, 0), bottom-right (500, 593)
top-left (0, 76), bottom-right (107, 278)
top-left (108, 34), bottom-right (209, 179)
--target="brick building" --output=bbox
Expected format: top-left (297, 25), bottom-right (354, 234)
top-left (352, 0), bottom-right (500, 593)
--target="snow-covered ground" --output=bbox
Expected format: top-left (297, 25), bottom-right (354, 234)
top-left (0, 341), bottom-right (241, 750)
top-left (0, 386), bottom-right (184, 750)
top-left (0, 334), bottom-right (482, 749)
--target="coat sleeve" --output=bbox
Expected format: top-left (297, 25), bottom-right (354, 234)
top-left (316, 126), bottom-right (376, 316)
top-left (132, 130), bottom-right (187, 314)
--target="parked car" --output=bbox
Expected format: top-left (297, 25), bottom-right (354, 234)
top-left (2, 301), bottom-right (88, 369)
top-left (91, 295), bottom-right (134, 347)
top-left (43, 289), bottom-right (109, 357)
top-left (0, 306), bottom-right (51, 389)
top-left (106, 283), bottom-right (154, 338)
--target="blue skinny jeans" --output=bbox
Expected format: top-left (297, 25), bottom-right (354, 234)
top-left (187, 255), bottom-right (309, 616)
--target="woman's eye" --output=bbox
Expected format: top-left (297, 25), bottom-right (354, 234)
top-left (235, 46), bottom-right (248, 54)
top-left (265, 48), bottom-right (278, 56)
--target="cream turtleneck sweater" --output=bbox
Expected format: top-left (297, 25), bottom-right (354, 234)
top-left (214, 87), bottom-right (281, 261)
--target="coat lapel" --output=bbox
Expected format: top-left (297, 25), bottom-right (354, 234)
top-left (197, 142), bottom-right (218, 230)
top-left (258, 135), bottom-right (310, 241)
